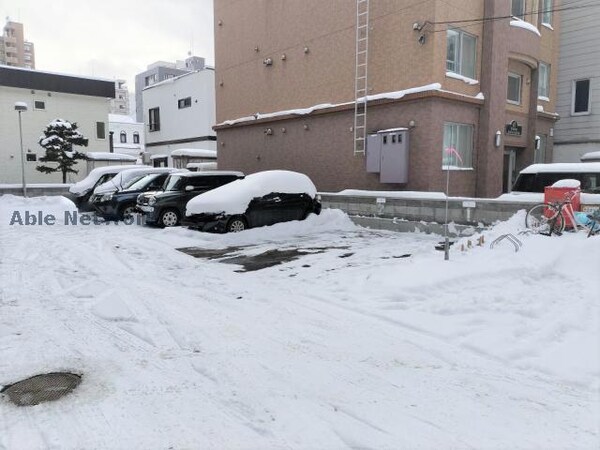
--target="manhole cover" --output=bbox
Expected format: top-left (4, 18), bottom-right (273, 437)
top-left (1, 372), bottom-right (81, 406)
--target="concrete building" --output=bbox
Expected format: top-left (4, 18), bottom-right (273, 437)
top-left (134, 56), bottom-right (206, 122)
top-left (0, 20), bottom-right (35, 69)
top-left (108, 114), bottom-right (145, 157)
top-left (0, 66), bottom-right (115, 184)
top-left (142, 68), bottom-right (216, 158)
top-left (214, 0), bottom-right (561, 197)
top-left (110, 79), bottom-right (130, 115)
top-left (553, 4), bottom-right (600, 162)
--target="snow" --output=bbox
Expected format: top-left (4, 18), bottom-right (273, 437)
top-left (475, 92), bottom-right (485, 99)
top-left (170, 148), bottom-right (217, 158)
top-left (0, 183), bottom-right (72, 189)
top-left (85, 152), bottom-right (137, 161)
top-left (68, 165), bottom-right (143, 195)
top-left (187, 162), bottom-right (218, 171)
top-left (0, 195), bottom-right (598, 449)
top-left (376, 127), bottom-right (408, 133)
top-left (149, 154), bottom-right (168, 160)
top-left (333, 189), bottom-right (448, 200)
top-left (217, 84), bottom-right (445, 127)
top-left (186, 170), bottom-right (317, 216)
top-left (581, 151), bottom-right (600, 162)
top-left (520, 162), bottom-right (600, 173)
top-left (445, 71), bottom-right (479, 85)
top-left (552, 179), bottom-right (581, 188)
top-left (93, 168), bottom-right (176, 194)
top-left (537, 105), bottom-right (545, 112)
top-left (510, 18), bottom-right (541, 36)
top-left (14, 101), bottom-right (28, 109)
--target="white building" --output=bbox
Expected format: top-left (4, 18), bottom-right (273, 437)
top-left (0, 66), bottom-right (115, 184)
top-left (553, 6), bottom-right (600, 162)
top-left (108, 114), bottom-right (145, 157)
top-left (110, 79), bottom-right (130, 115)
top-left (142, 68), bottom-right (216, 160)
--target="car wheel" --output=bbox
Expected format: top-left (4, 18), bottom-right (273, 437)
top-left (159, 209), bottom-right (180, 227)
top-left (120, 204), bottom-right (136, 220)
top-left (226, 216), bottom-right (247, 233)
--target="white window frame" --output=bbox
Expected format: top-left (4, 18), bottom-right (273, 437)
top-left (572, 79), bottom-right (592, 116)
top-left (507, 73), bottom-right (522, 105)
top-left (538, 62), bottom-right (550, 100)
top-left (446, 28), bottom-right (477, 80)
top-left (442, 122), bottom-right (474, 170)
top-left (542, 0), bottom-right (553, 26)
top-left (511, 0), bottom-right (525, 19)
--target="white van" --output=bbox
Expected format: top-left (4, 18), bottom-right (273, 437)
top-left (511, 163), bottom-right (600, 194)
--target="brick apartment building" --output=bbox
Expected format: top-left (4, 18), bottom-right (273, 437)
top-left (213, 0), bottom-right (560, 197)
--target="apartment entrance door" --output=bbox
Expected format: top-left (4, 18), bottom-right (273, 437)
top-left (503, 147), bottom-right (518, 193)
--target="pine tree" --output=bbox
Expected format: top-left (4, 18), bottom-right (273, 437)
top-left (37, 119), bottom-right (89, 183)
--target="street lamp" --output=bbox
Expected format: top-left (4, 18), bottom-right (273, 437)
top-left (14, 102), bottom-right (28, 197)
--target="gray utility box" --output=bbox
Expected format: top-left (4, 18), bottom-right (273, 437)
top-left (366, 128), bottom-right (409, 183)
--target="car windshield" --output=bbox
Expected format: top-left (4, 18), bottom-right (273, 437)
top-left (124, 174), bottom-right (161, 191)
top-left (163, 175), bottom-right (184, 191)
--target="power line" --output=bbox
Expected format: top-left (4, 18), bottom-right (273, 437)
top-left (426, 0), bottom-right (599, 32)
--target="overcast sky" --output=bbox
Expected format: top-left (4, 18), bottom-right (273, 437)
top-left (3, 0), bottom-right (214, 90)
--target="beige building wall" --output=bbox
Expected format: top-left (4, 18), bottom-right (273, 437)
top-left (214, 0), bottom-right (561, 196)
top-left (1, 21), bottom-right (35, 69)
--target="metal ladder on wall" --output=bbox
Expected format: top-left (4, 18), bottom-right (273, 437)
top-left (353, 0), bottom-right (370, 155)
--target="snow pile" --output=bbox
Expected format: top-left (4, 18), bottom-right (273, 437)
top-left (94, 167), bottom-right (174, 194)
top-left (445, 71), bottom-right (479, 85)
top-left (186, 170), bottom-right (317, 215)
top-left (0, 194), bottom-right (598, 449)
top-left (0, 195), bottom-right (76, 225)
top-left (552, 179), bottom-right (580, 188)
top-left (581, 151), bottom-right (600, 162)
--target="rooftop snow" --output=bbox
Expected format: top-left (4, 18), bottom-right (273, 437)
top-left (85, 152), bottom-right (137, 161)
top-left (170, 149), bottom-right (217, 158)
top-left (581, 151), bottom-right (600, 161)
top-left (109, 114), bottom-right (140, 124)
top-left (510, 18), bottom-right (541, 36)
top-left (520, 162), bottom-right (600, 173)
top-left (217, 83), bottom-right (457, 127)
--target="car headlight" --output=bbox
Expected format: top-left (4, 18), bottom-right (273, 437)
top-left (148, 196), bottom-right (157, 206)
top-left (101, 193), bottom-right (113, 202)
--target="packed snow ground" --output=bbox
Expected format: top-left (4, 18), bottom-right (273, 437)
top-left (0, 195), bottom-right (598, 449)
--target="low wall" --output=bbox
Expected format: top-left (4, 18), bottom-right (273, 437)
top-left (0, 185), bottom-right (71, 197)
top-left (321, 193), bottom-right (537, 227)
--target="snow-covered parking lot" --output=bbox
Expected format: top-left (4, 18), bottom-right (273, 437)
top-left (0, 195), bottom-right (598, 449)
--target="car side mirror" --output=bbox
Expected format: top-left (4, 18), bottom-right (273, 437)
top-left (185, 185), bottom-right (194, 192)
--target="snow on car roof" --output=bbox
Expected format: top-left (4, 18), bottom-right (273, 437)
top-left (93, 167), bottom-right (178, 194)
top-left (68, 165), bottom-right (145, 194)
top-left (519, 162), bottom-right (600, 174)
top-left (186, 170), bottom-right (317, 216)
top-left (581, 151), bottom-right (600, 162)
top-left (176, 170), bottom-right (244, 178)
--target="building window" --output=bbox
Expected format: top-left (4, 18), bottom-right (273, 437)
top-left (120, 131), bottom-right (127, 143)
top-left (145, 74), bottom-right (157, 87)
top-left (507, 73), bottom-right (522, 104)
top-left (446, 28), bottom-right (476, 79)
top-left (178, 97), bottom-right (192, 109)
top-left (511, 0), bottom-right (525, 19)
top-left (572, 79), bottom-right (591, 115)
top-left (542, 0), bottom-right (553, 25)
top-left (149, 107), bottom-right (160, 132)
top-left (96, 122), bottom-right (106, 139)
top-left (34, 101), bottom-right (45, 110)
top-left (443, 123), bottom-right (473, 169)
top-left (538, 62), bottom-right (550, 99)
top-left (26, 153), bottom-right (37, 162)
top-left (133, 132), bottom-right (140, 144)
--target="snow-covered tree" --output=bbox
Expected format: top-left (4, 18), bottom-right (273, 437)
top-left (37, 119), bottom-right (89, 183)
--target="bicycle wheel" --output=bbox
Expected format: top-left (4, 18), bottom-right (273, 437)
top-left (525, 203), bottom-right (565, 235)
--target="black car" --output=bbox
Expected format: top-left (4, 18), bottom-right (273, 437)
top-left (183, 170), bottom-right (322, 233)
top-left (136, 171), bottom-right (245, 227)
top-left (91, 172), bottom-right (170, 220)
